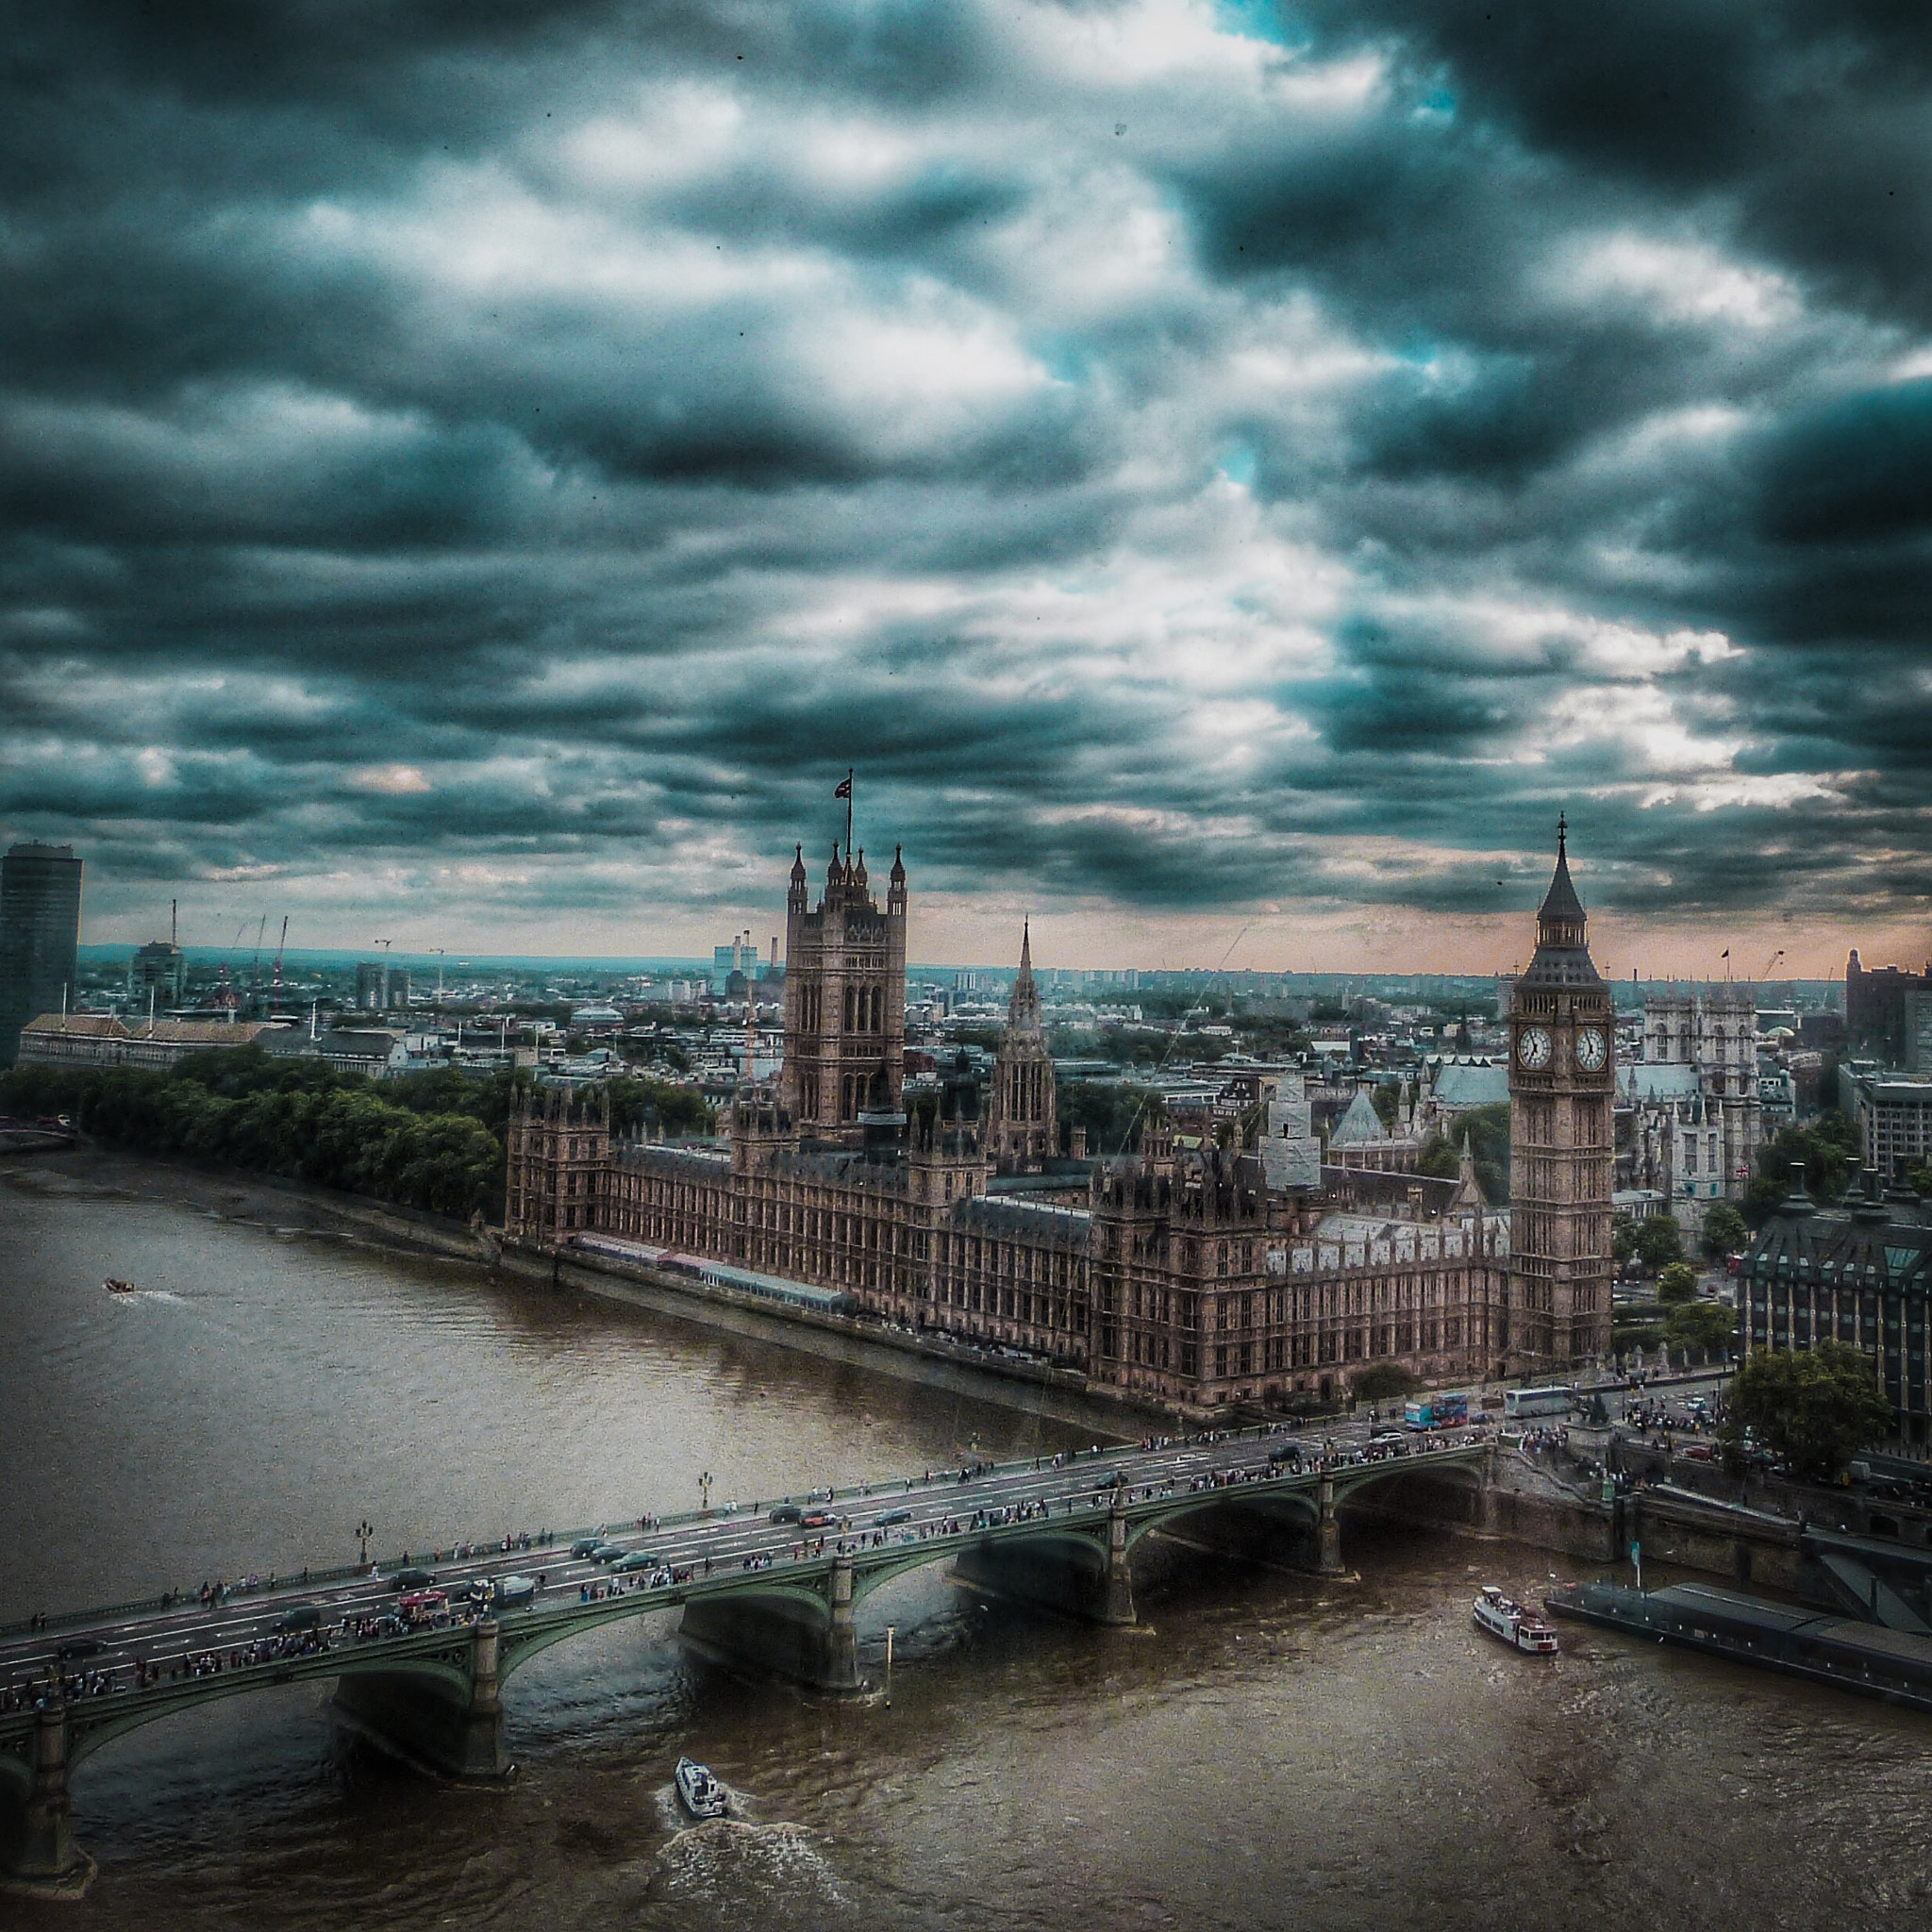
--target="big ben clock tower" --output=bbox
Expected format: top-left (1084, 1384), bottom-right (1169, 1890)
top-left (1506, 816), bottom-right (1614, 1369)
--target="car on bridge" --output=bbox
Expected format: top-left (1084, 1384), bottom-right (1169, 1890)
top-left (275, 1605), bottom-right (323, 1632)
top-left (767, 1505), bottom-right (804, 1524)
top-left (391, 1568), bottom-right (437, 1591)
top-left (590, 1543), bottom-right (628, 1563)
top-left (56, 1637), bottom-right (103, 1662)
top-left (874, 1507), bottom-right (913, 1526)
top-left (612, 1551), bottom-right (660, 1574)
top-left (570, 1539), bottom-right (605, 1558)
top-left (800, 1511), bottom-right (836, 1530)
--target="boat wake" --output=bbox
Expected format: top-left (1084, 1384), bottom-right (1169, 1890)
top-left (642, 1818), bottom-right (845, 1930)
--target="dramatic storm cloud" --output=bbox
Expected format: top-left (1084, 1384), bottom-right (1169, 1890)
top-left (4, 0), bottom-right (1930, 969)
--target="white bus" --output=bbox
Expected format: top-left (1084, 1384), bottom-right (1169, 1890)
top-left (1504, 1385), bottom-right (1576, 1419)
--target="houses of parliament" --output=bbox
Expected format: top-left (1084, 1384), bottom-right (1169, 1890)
top-left (507, 829), bottom-right (1614, 1408)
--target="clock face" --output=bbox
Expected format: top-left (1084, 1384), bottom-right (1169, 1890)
top-left (1575, 1026), bottom-right (1607, 1072)
top-left (1517, 1026), bottom-right (1552, 1071)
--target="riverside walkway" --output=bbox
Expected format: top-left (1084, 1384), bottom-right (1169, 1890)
top-left (0, 1424), bottom-right (1491, 1893)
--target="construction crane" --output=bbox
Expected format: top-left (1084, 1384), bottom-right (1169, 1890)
top-left (248, 915), bottom-right (268, 990)
top-left (272, 916), bottom-right (289, 992)
top-left (1761, 947), bottom-right (1786, 983)
top-left (216, 919), bottom-right (251, 1013)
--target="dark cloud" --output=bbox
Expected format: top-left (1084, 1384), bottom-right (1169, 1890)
top-left (4, 0), bottom-right (1932, 954)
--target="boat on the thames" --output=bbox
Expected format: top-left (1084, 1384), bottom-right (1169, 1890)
top-left (675, 1756), bottom-right (729, 1819)
top-left (1473, 1585), bottom-right (1559, 1654)
top-left (104, 1277), bottom-right (137, 1295)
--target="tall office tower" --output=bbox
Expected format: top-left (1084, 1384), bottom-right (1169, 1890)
top-left (0, 841), bottom-right (84, 1065)
top-left (1507, 819), bottom-right (1615, 1368)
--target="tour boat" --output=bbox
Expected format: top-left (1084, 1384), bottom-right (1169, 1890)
top-left (675, 1756), bottom-right (730, 1819)
top-left (1473, 1585), bottom-right (1559, 1655)
top-left (104, 1277), bottom-right (137, 1294)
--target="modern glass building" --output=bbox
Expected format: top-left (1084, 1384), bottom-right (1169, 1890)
top-left (0, 841), bottom-right (84, 1065)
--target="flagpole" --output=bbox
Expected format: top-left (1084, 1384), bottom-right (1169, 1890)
top-left (845, 766), bottom-right (854, 860)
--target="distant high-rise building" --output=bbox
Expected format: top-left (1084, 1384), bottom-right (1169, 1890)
top-left (0, 841), bottom-right (84, 1065)
top-left (354, 960), bottom-right (409, 1010)
top-left (128, 939), bottom-right (187, 1009)
top-left (1847, 949), bottom-right (1931, 1063)
top-left (711, 932), bottom-right (760, 995)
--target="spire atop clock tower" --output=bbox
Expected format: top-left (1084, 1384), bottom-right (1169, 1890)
top-left (1522, 813), bottom-right (1601, 987)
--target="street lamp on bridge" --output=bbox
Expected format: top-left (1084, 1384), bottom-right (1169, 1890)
top-left (356, 1520), bottom-right (374, 1573)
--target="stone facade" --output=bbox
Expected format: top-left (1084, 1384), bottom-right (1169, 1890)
top-left (507, 844), bottom-right (1532, 1410)
top-left (1622, 984), bottom-right (1762, 1232)
top-left (985, 924), bottom-right (1058, 1171)
top-left (778, 842), bottom-right (906, 1137)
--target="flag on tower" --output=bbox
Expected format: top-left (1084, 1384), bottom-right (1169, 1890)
top-left (834, 775), bottom-right (852, 799)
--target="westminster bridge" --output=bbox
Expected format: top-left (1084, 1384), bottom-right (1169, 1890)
top-left (0, 1425), bottom-right (1491, 1893)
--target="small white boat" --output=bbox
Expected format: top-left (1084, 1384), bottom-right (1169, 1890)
top-left (675, 1756), bottom-right (729, 1819)
top-left (1473, 1584), bottom-right (1559, 1655)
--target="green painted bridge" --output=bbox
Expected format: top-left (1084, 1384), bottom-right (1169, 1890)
top-left (0, 1429), bottom-right (1491, 1894)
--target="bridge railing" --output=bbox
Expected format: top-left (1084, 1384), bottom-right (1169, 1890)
top-left (0, 1421), bottom-right (1357, 1641)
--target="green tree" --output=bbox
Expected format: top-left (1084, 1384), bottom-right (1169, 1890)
top-left (1415, 1105), bottom-right (1508, 1205)
top-left (1665, 1300), bottom-right (1736, 1363)
top-left (605, 1074), bottom-right (714, 1139)
top-left (1633, 1215), bottom-right (1683, 1272)
top-left (1352, 1363), bottom-right (1420, 1404)
top-left (1742, 1116), bottom-right (1857, 1226)
top-left (1657, 1261), bottom-right (1700, 1306)
top-left (1701, 1201), bottom-right (1748, 1259)
top-left (1059, 1081), bottom-right (1163, 1157)
top-left (1612, 1212), bottom-right (1640, 1268)
top-left (1720, 1341), bottom-right (1894, 1482)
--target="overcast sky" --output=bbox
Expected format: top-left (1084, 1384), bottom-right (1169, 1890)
top-left (5, 0), bottom-right (1931, 974)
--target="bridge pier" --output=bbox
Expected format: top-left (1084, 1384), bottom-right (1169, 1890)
top-left (952, 1502), bottom-right (1133, 1626)
top-left (678, 1557), bottom-right (862, 1692)
top-left (0, 1703), bottom-right (93, 1897)
top-left (1314, 1474), bottom-right (1344, 1577)
top-left (1103, 1494), bottom-right (1137, 1625)
top-left (332, 1620), bottom-right (511, 1781)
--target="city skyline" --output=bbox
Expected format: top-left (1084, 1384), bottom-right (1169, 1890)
top-left (6, 4), bottom-right (1932, 972)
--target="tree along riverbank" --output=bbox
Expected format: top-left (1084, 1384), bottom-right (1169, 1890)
top-left (0, 1048), bottom-right (511, 1220)
top-left (0, 1049), bottom-right (719, 1225)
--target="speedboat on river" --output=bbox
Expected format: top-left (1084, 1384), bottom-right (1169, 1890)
top-left (675, 1756), bottom-right (730, 1819)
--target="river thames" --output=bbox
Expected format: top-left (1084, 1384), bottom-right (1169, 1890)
top-left (5, 1164), bottom-right (1931, 1930)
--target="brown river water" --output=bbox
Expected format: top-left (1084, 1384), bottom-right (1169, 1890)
top-left (3, 1164), bottom-right (1930, 1930)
